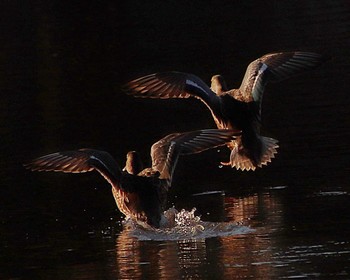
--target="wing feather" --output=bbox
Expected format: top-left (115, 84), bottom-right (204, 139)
top-left (235, 51), bottom-right (326, 117)
top-left (150, 129), bottom-right (240, 182)
top-left (123, 71), bottom-right (220, 106)
top-left (24, 149), bottom-right (122, 187)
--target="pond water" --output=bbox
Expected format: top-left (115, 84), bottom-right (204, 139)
top-left (2, 189), bottom-right (350, 279)
top-left (1, 1), bottom-right (350, 279)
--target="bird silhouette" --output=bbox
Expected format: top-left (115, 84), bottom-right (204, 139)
top-left (124, 51), bottom-right (326, 171)
top-left (24, 129), bottom-right (239, 228)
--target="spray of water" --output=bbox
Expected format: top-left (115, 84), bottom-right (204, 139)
top-left (123, 207), bottom-right (254, 241)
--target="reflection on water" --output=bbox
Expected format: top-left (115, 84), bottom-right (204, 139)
top-left (114, 206), bottom-right (253, 278)
top-left (115, 231), bottom-right (208, 280)
top-left (111, 190), bottom-right (350, 279)
top-left (214, 192), bottom-right (283, 279)
top-left (2, 188), bottom-right (350, 279)
top-left (113, 192), bottom-right (271, 280)
top-left (225, 191), bottom-right (284, 230)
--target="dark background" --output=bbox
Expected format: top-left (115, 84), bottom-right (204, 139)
top-left (0, 0), bottom-right (349, 246)
top-left (3, 3), bottom-right (349, 174)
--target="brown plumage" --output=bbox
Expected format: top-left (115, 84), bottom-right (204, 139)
top-left (123, 51), bottom-right (327, 171)
top-left (24, 129), bottom-right (240, 228)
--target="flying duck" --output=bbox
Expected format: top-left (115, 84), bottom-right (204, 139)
top-left (24, 129), bottom-right (239, 228)
top-left (123, 51), bottom-right (326, 171)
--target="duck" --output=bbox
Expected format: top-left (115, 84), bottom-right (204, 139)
top-left (123, 51), bottom-right (326, 171)
top-left (24, 129), bottom-right (239, 228)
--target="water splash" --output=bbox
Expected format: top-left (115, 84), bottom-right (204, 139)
top-left (123, 207), bottom-right (254, 241)
top-left (175, 208), bottom-right (202, 227)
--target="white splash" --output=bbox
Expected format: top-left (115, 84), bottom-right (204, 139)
top-left (124, 207), bottom-right (254, 241)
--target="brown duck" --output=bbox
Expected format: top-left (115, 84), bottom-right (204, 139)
top-left (24, 129), bottom-right (239, 228)
top-left (124, 51), bottom-right (326, 171)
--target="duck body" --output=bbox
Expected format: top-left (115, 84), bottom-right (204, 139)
top-left (210, 92), bottom-right (273, 169)
top-left (116, 172), bottom-right (164, 227)
top-left (124, 51), bottom-right (326, 171)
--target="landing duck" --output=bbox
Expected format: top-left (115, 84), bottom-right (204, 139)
top-left (25, 129), bottom-right (239, 228)
top-left (124, 51), bottom-right (326, 171)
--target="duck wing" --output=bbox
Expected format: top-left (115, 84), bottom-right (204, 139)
top-left (25, 149), bottom-right (163, 227)
top-left (236, 51), bottom-right (325, 114)
top-left (150, 129), bottom-right (239, 183)
top-left (123, 71), bottom-right (220, 108)
top-left (24, 149), bottom-right (122, 188)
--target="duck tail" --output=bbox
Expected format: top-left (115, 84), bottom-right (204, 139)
top-left (224, 137), bottom-right (279, 171)
top-left (259, 136), bottom-right (279, 167)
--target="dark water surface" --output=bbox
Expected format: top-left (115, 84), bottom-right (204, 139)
top-left (1, 1), bottom-right (350, 279)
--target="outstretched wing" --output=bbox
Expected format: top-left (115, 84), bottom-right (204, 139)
top-left (123, 71), bottom-right (220, 108)
top-left (150, 129), bottom-right (240, 182)
top-left (24, 149), bottom-right (122, 187)
top-left (237, 51), bottom-right (326, 105)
